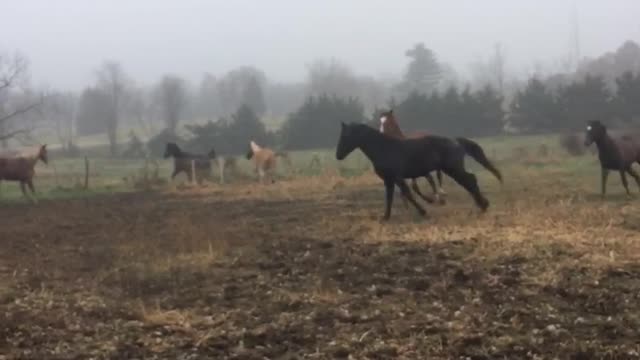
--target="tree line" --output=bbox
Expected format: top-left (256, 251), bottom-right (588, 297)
top-left (1, 40), bottom-right (640, 156)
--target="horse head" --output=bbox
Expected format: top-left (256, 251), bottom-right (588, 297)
top-left (38, 144), bottom-right (48, 164)
top-left (336, 122), bottom-right (361, 160)
top-left (164, 142), bottom-right (181, 158)
top-left (585, 120), bottom-right (607, 146)
top-left (379, 109), bottom-right (401, 136)
top-left (246, 145), bottom-right (254, 160)
top-left (207, 147), bottom-right (217, 159)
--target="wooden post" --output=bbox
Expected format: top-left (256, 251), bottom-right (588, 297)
top-left (191, 159), bottom-right (196, 185)
top-left (218, 157), bottom-right (225, 184)
top-left (84, 157), bottom-right (89, 189)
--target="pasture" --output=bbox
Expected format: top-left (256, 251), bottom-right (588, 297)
top-left (2, 135), bottom-right (640, 359)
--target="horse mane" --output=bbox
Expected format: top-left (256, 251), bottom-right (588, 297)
top-left (250, 140), bottom-right (262, 153)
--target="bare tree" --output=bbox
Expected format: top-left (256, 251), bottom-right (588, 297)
top-left (156, 74), bottom-right (187, 134)
top-left (0, 52), bottom-right (43, 147)
top-left (127, 87), bottom-right (157, 138)
top-left (44, 91), bottom-right (77, 152)
top-left (96, 61), bottom-right (130, 156)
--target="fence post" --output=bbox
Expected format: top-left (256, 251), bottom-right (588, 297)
top-left (84, 157), bottom-right (89, 189)
top-left (191, 160), bottom-right (196, 185)
top-left (218, 157), bottom-right (225, 184)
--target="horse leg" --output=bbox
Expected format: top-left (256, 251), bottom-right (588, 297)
top-left (27, 179), bottom-right (38, 204)
top-left (412, 177), bottom-right (435, 204)
top-left (442, 167), bottom-right (489, 211)
top-left (396, 179), bottom-right (427, 217)
top-left (619, 170), bottom-right (631, 197)
top-left (382, 178), bottom-right (395, 221)
top-left (421, 176), bottom-right (437, 203)
top-left (19, 182), bottom-right (33, 203)
top-left (601, 168), bottom-right (609, 199)
top-left (258, 167), bottom-right (266, 184)
top-left (436, 170), bottom-right (447, 204)
top-left (626, 167), bottom-right (640, 192)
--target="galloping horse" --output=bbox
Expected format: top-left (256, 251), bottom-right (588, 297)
top-left (336, 122), bottom-right (491, 220)
top-left (379, 110), bottom-right (502, 204)
top-left (0, 144), bottom-right (48, 203)
top-left (379, 110), bottom-right (445, 204)
top-left (246, 140), bottom-right (288, 184)
top-left (164, 143), bottom-right (216, 184)
top-left (584, 120), bottom-right (640, 198)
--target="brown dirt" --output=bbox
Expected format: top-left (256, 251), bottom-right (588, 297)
top-left (2, 174), bottom-right (640, 359)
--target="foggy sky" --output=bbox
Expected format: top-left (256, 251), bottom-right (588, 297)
top-left (3, 0), bottom-right (640, 90)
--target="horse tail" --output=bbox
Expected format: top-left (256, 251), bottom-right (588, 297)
top-left (455, 137), bottom-right (503, 183)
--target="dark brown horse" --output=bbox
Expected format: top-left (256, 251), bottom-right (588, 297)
top-left (336, 122), bottom-right (491, 220)
top-left (584, 120), bottom-right (640, 198)
top-left (164, 143), bottom-right (216, 184)
top-left (379, 110), bottom-right (445, 204)
top-left (379, 110), bottom-right (503, 205)
top-left (0, 144), bottom-right (48, 203)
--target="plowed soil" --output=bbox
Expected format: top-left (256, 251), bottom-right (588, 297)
top-left (2, 174), bottom-right (640, 359)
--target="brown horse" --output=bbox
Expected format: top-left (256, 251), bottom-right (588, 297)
top-left (380, 110), bottom-right (503, 204)
top-left (584, 120), bottom-right (640, 198)
top-left (246, 140), bottom-right (288, 184)
top-left (0, 144), bottom-right (48, 203)
top-left (379, 110), bottom-right (445, 204)
top-left (164, 142), bottom-right (216, 184)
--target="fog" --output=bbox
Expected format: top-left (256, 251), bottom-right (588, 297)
top-left (3, 0), bottom-right (640, 90)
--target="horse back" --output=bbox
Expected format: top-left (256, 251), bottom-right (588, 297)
top-left (0, 157), bottom-right (34, 181)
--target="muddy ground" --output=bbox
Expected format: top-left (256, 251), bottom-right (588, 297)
top-left (2, 174), bottom-right (640, 359)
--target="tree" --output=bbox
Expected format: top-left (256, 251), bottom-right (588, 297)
top-left (96, 61), bottom-right (130, 156)
top-left (157, 74), bottom-right (187, 134)
top-left (615, 71), bottom-right (640, 123)
top-left (0, 52), bottom-right (42, 146)
top-left (281, 95), bottom-right (366, 150)
top-left (402, 43), bottom-right (442, 95)
top-left (76, 87), bottom-right (111, 136)
top-left (508, 78), bottom-right (561, 132)
top-left (241, 76), bottom-right (266, 117)
top-left (195, 73), bottom-right (220, 121)
top-left (224, 104), bottom-right (270, 154)
top-left (44, 91), bottom-right (77, 152)
top-left (558, 75), bottom-right (612, 131)
top-left (216, 66), bottom-right (267, 116)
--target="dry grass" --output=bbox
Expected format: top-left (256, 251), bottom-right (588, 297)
top-left (2, 154), bottom-right (640, 358)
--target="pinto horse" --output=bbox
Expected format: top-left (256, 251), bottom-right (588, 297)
top-left (584, 120), bottom-right (640, 198)
top-left (379, 110), bottom-right (445, 204)
top-left (0, 144), bottom-right (48, 203)
top-left (336, 122), bottom-right (491, 220)
top-left (379, 110), bottom-right (502, 203)
top-left (164, 142), bottom-right (216, 184)
top-left (246, 140), bottom-right (289, 184)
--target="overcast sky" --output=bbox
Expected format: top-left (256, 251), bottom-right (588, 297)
top-left (2, 0), bottom-right (640, 90)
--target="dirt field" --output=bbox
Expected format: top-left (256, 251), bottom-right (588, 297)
top-left (2, 166), bottom-right (640, 359)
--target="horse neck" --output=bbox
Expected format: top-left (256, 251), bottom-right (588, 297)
top-left (356, 128), bottom-right (391, 162)
top-left (385, 121), bottom-right (406, 138)
top-left (250, 141), bottom-right (262, 153)
top-left (594, 133), bottom-right (616, 152)
top-left (594, 133), bottom-right (621, 159)
top-left (25, 155), bottom-right (40, 168)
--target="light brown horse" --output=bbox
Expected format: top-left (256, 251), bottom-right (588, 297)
top-left (246, 140), bottom-right (288, 184)
top-left (0, 144), bottom-right (48, 203)
top-left (379, 110), bottom-right (446, 204)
